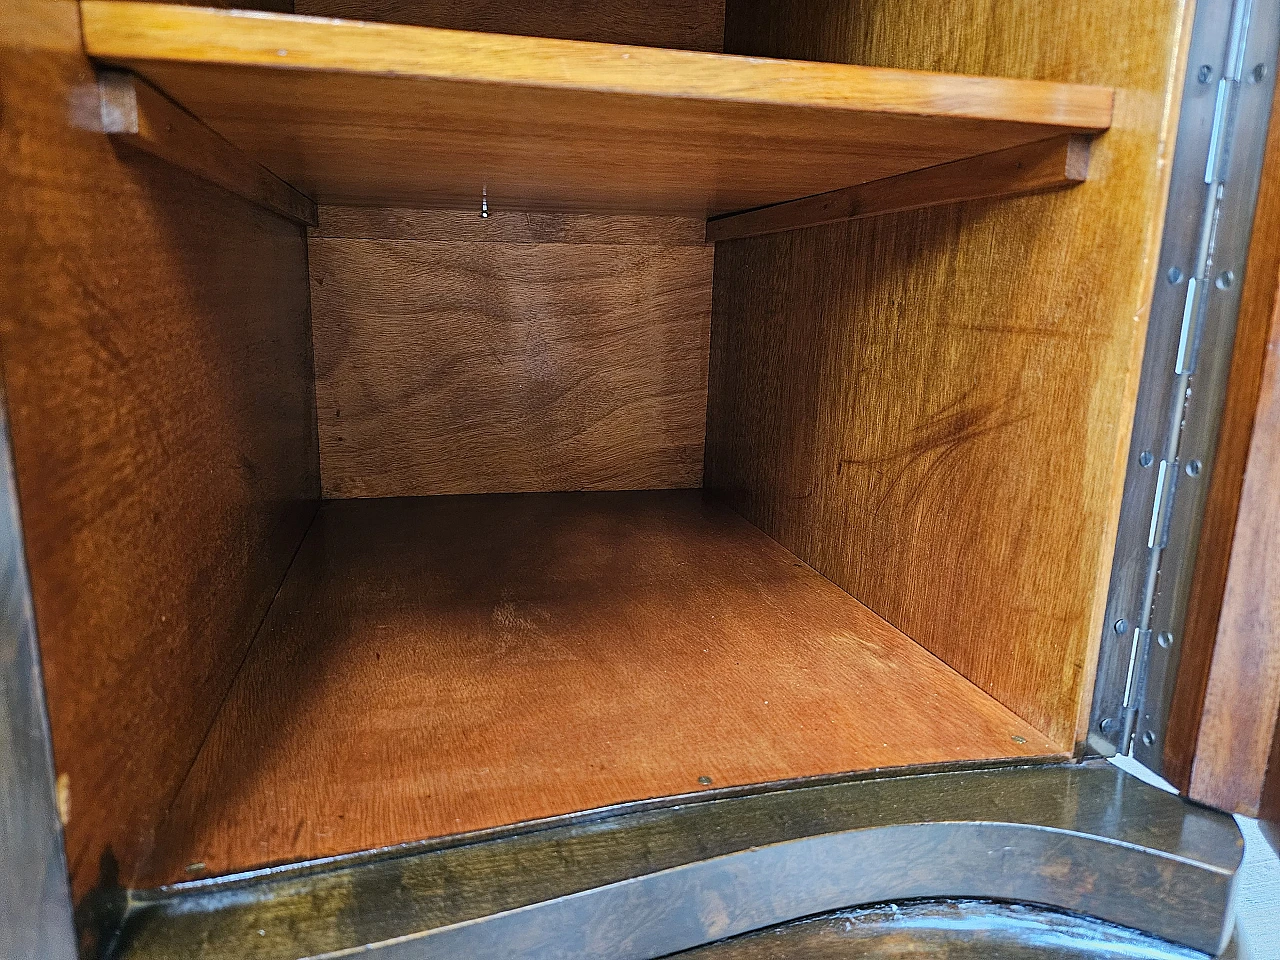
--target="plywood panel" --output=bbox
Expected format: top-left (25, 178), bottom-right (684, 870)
top-left (147, 491), bottom-right (1057, 885)
top-left (295, 0), bottom-right (725, 52)
top-left (0, 0), bottom-right (317, 912)
top-left (311, 234), bottom-right (712, 497)
top-left (706, 0), bottom-right (1190, 747)
top-left (80, 2), bottom-right (1112, 215)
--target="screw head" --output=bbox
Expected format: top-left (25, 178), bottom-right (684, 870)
top-left (1157, 631), bottom-right (1174, 649)
top-left (697, 775), bottom-right (713, 786)
top-left (1253, 63), bottom-right (1268, 83)
top-left (1113, 618), bottom-right (1129, 635)
top-left (1185, 459), bottom-right (1202, 477)
top-left (1198, 64), bottom-right (1213, 83)
top-left (1216, 270), bottom-right (1235, 290)
top-left (1167, 267), bottom-right (1183, 284)
top-left (1099, 717), bottom-right (1115, 734)
top-left (1142, 730), bottom-right (1157, 747)
top-left (1139, 451), bottom-right (1154, 468)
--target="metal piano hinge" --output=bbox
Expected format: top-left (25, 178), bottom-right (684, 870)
top-left (1090, 0), bottom-right (1277, 767)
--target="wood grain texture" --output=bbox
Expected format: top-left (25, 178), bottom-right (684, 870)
top-left (314, 206), bottom-right (708, 244)
top-left (706, 135), bottom-right (1091, 242)
top-left (311, 237), bottom-right (712, 497)
top-left (97, 70), bottom-right (317, 226)
top-left (1166, 77), bottom-right (1280, 807)
top-left (1183, 190), bottom-right (1280, 817)
top-left (0, 0), bottom-right (317, 907)
top-left (146, 491), bottom-right (1056, 885)
top-left (707, 0), bottom-right (1190, 748)
top-left (294, 0), bottom-right (725, 52)
top-left (80, 2), bottom-right (1112, 215)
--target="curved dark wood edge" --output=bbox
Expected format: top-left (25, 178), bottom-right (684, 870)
top-left (109, 762), bottom-right (1242, 959)
top-left (677, 899), bottom-right (1216, 959)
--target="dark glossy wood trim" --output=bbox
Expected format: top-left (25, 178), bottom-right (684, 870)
top-left (110, 762), bottom-right (1242, 959)
top-left (0, 398), bottom-right (77, 960)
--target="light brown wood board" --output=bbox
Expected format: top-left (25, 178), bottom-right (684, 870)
top-left (1166, 75), bottom-right (1280, 806)
top-left (310, 228), bottom-right (713, 497)
top-left (0, 0), bottom-right (318, 910)
top-left (294, 0), bottom-right (725, 51)
top-left (705, 0), bottom-right (1192, 748)
top-left (79, 2), bottom-right (1112, 216)
top-left (146, 491), bottom-right (1058, 885)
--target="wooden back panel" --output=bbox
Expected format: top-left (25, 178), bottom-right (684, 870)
top-left (0, 0), bottom-right (317, 914)
top-left (310, 209), bottom-right (712, 497)
top-left (707, 0), bottom-right (1191, 747)
top-left (294, 0), bottom-right (725, 51)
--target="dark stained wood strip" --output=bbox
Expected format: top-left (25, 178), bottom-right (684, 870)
top-left (313, 207), bottom-right (708, 245)
top-left (295, 0), bottom-right (725, 51)
top-left (145, 491), bottom-right (1056, 886)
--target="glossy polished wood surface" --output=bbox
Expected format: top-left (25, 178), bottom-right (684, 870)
top-left (309, 225), bottom-right (712, 497)
top-left (295, 0), bottom-right (725, 51)
top-left (80, 2), bottom-right (1112, 215)
top-left (0, 0), bottom-right (317, 907)
top-left (146, 492), bottom-right (1054, 885)
top-left (707, 0), bottom-right (1190, 748)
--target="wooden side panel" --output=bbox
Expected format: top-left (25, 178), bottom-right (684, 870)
top-left (0, 0), bottom-right (318, 910)
top-left (147, 491), bottom-right (1056, 885)
top-left (310, 217), bottom-right (712, 497)
top-left (1165, 77), bottom-right (1280, 812)
top-left (294, 0), bottom-right (725, 51)
top-left (707, 0), bottom-right (1190, 747)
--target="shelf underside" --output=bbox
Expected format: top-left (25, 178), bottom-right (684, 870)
top-left (146, 491), bottom-right (1057, 887)
top-left (81, 2), bottom-right (1112, 216)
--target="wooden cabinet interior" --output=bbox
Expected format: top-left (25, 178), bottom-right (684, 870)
top-left (2, 0), bottom-right (1190, 916)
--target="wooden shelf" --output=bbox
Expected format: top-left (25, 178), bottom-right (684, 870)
top-left (145, 490), bottom-right (1058, 885)
top-left (81, 2), bottom-right (1113, 217)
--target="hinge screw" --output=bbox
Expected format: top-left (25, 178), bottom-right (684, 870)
top-left (1139, 451), bottom-right (1154, 468)
top-left (1216, 270), bottom-right (1234, 290)
top-left (1157, 631), bottom-right (1173, 649)
top-left (1099, 717), bottom-right (1115, 734)
top-left (1167, 267), bottom-right (1183, 284)
top-left (1198, 64), bottom-right (1213, 83)
top-left (1185, 459), bottom-right (1202, 477)
top-left (1141, 730), bottom-right (1156, 747)
top-left (1113, 618), bottom-right (1129, 635)
top-left (1253, 63), bottom-right (1268, 83)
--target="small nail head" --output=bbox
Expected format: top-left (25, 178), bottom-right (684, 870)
top-left (697, 775), bottom-right (713, 786)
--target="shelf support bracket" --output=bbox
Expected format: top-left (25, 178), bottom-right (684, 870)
top-left (706, 134), bottom-right (1091, 242)
top-left (95, 69), bottom-right (318, 228)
